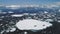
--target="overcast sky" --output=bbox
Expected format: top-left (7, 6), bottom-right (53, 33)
top-left (0, 0), bottom-right (60, 5)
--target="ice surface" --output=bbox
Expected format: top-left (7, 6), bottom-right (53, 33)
top-left (11, 14), bottom-right (23, 17)
top-left (8, 11), bottom-right (14, 13)
top-left (16, 19), bottom-right (52, 30)
top-left (10, 28), bottom-right (16, 32)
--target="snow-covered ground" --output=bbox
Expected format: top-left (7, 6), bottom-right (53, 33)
top-left (16, 19), bottom-right (52, 30)
top-left (8, 11), bottom-right (14, 14)
top-left (11, 14), bottom-right (24, 17)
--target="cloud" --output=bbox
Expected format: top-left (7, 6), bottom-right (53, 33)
top-left (5, 5), bottom-right (20, 9)
top-left (0, 2), bottom-right (60, 8)
top-left (42, 2), bottom-right (60, 8)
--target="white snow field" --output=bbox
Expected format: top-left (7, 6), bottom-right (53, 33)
top-left (16, 19), bottom-right (52, 30)
top-left (11, 14), bottom-right (24, 17)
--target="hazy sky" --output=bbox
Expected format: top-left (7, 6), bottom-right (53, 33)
top-left (0, 0), bottom-right (60, 5)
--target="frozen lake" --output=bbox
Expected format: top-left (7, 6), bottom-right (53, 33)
top-left (16, 19), bottom-right (52, 30)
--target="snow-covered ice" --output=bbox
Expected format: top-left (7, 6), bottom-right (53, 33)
top-left (44, 11), bottom-right (48, 13)
top-left (58, 20), bottom-right (60, 22)
top-left (45, 19), bottom-right (53, 22)
top-left (11, 14), bottom-right (24, 17)
top-left (16, 19), bottom-right (52, 30)
top-left (10, 28), bottom-right (16, 32)
top-left (8, 11), bottom-right (14, 13)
